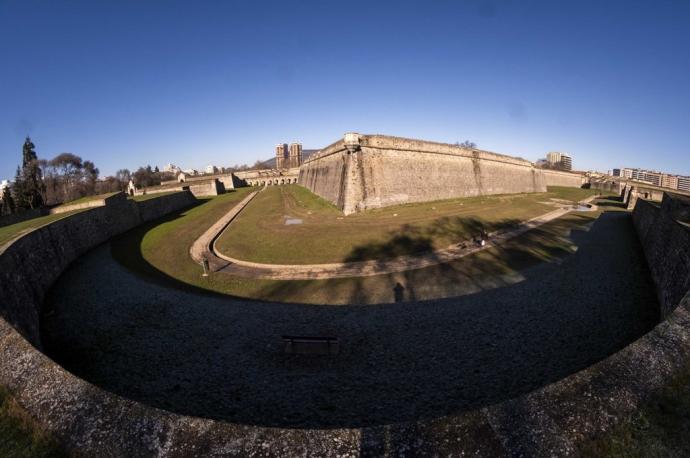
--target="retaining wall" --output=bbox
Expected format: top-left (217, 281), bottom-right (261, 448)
top-left (299, 133), bottom-right (585, 214)
top-left (633, 193), bottom-right (690, 317)
top-left (541, 169), bottom-right (587, 188)
top-left (0, 191), bottom-right (196, 345)
top-left (0, 207), bottom-right (48, 228)
top-left (1, 187), bottom-right (690, 455)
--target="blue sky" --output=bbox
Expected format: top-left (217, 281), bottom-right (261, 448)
top-left (1, 0), bottom-right (689, 179)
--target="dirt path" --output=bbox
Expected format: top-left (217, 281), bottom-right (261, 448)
top-left (191, 191), bottom-right (597, 280)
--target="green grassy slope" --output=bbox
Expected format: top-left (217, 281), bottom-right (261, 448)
top-left (215, 185), bottom-right (597, 264)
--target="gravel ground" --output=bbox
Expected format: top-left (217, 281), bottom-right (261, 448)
top-left (41, 212), bottom-right (659, 429)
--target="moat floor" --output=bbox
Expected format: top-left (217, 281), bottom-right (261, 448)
top-left (42, 211), bottom-right (659, 429)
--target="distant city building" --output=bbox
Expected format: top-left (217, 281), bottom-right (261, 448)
top-left (679, 176), bottom-right (690, 192)
top-left (182, 168), bottom-right (199, 176)
top-left (206, 165), bottom-right (218, 175)
top-left (288, 143), bottom-right (303, 168)
top-left (275, 143), bottom-right (289, 169)
top-left (662, 174), bottom-right (679, 190)
top-left (546, 152), bottom-right (572, 171)
top-left (163, 163), bottom-right (181, 174)
top-left (0, 179), bottom-right (10, 200)
top-left (616, 167), bottom-right (690, 192)
top-left (645, 171), bottom-right (662, 187)
top-left (275, 142), bottom-right (303, 169)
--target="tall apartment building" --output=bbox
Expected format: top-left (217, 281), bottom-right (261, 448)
top-left (275, 142), bottom-right (303, 169)
top-left (642, 171), bottom-right (662, 186)
top-left (546, 152), bottom-right (573, 171)
top-left (662, 174), bottom-right (679, 190)
top-left (618, 167), bottom-right (690, 192)
top-left (275, 143), bottom-right (289, 169)
top-left (288, 143), bottom-right (303, 168)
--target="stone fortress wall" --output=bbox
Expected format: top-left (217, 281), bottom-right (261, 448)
top-left (633, 192), bottom-right (690, 317)
top-left (541, 168), bottom-right (587, 188)
top-left (234, 168), bottom-right (300, 187)
top-left (0, 191), bottom-right (196, 344)
top-left (1, 178), bottom-right (690, 454)
top-left (299, 133), bottom-right (586, 215)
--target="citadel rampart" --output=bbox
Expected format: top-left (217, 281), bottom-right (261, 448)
top-left (633, 193), bottom-right (690, 317)
top-left (541, 168), bottom-right (587, 188)
top-left (0, 187), bottom-right (689, 455)
top-left (299, 133), bottom-right (585, 214)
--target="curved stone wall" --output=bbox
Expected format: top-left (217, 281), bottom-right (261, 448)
top-left (0, 189), bottom-right (688, 455)
top-left (633, 193), bottom-right (690, 317)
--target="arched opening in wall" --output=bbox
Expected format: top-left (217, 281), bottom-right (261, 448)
top-left (281, 179), bottom-right (285, 184)
top-left (129, 189), bottom-right (134, 196)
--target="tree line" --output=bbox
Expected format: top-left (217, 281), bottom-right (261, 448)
top-left (1, 138), bottom-right (272, 217)
top-left (2, 138), bottom-right (140, 215)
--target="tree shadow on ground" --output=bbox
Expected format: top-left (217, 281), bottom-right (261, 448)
top-left (107, 198), bottom-right (244, 300)
top-left (343, 216), bottom-right (522, 263)
top-left (253, 213), bottom-right (587, 306)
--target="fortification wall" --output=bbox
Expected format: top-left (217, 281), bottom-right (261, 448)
top-left (1, 185), bottom-right (690, 454)
top-left (300, 134), bottom-right (585, 214)
top-left (541, 169), bottom-right (586, 188)
top-left (235, 168), bottom-right (300, 186)
top-left (0, 191), bottom-right (196, 345)
top-left (633, 194), bottom-right (690, 317)
top-left (298, 141), bottom-right (349, 206)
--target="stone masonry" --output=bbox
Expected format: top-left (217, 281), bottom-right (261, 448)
top-left (299, 133), bottom-right (586, 214)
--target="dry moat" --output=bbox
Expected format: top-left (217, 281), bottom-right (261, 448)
top-left (41, 210), bottom-right (659, 429)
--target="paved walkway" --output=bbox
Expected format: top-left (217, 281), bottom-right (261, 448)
top-left (192, 191), bottom-right (597, 280)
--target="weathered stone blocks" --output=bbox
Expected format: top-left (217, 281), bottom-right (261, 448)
top-left (299, 133), bottom-right (586, 214)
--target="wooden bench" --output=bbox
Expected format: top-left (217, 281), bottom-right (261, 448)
top-left (282, 335), bottom-right (340, 355)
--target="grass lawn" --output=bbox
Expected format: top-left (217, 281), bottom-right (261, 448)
top-left (0, 387), bottom-right (65, 457)
top-left (579, 362), bottom-right (690, 456)
top-left (111, 188), bottom-right (619, 305)
top-left (0, 209), bottom-right (87, 248)
top-left (215, 185), bottom-right (598, 264)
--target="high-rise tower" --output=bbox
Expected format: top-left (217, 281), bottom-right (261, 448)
top-left (288, 143), bottom-right (303, 168)
top-left (275, 143), bottom-right (289, 169)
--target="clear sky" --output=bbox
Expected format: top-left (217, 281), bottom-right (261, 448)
top-left (1, 0), bottom-right (689, 179)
